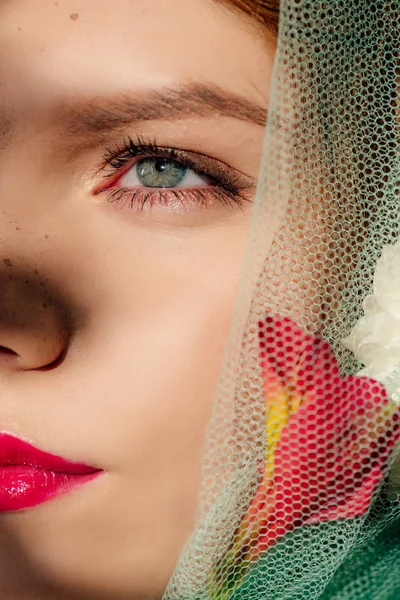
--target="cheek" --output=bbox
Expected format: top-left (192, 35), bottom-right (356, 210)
top-left (113, 241), bottom-right (243, 465)
top-left (65, 223), bottom-right (249, 472)
top-left (0, 221), bottom-right (250, 597)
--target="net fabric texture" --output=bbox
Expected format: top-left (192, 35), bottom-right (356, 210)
top-left (163, 1), bottom-right (400, 600)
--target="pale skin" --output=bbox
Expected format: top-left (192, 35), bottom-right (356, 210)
top-left (0, 1), bottom-right (275, 598)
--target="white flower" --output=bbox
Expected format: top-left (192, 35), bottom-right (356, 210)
top-left (342, 240), bottom-right (400, 399)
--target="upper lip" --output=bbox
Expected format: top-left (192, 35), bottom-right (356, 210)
top-left (0, 433), bottom-right (100, 474)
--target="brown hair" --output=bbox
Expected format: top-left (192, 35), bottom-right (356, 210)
top-left (218, 0), bottom-right (280, 33)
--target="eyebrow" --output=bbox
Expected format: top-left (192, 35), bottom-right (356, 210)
top-left (57, 83), bottom-right (268, 138)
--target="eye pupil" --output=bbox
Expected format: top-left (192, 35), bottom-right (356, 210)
top-left (155, 159), bottom-right (168, 173)
top-left (137, 157), bottom-right (187, 188)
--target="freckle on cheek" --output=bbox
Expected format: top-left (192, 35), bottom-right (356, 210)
top-left (70, 13), bottom-right (79, 21)
top-left (3, 259), bottom-right (12, 267)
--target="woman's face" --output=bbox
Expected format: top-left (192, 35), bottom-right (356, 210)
top-left (0, 1), bottom-right (274, 598)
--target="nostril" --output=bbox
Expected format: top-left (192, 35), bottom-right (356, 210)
top-left (36, 346), bottom-right (67, 371)
top-left (0, 344), bottom-right (66, 371)
top-left (0, 346), bottom-right (18, 356)
top-left (0, 345), bottom-right (20, 370)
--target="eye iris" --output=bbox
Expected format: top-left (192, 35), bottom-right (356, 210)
top-left (137, 158), bottom-right (187, 188)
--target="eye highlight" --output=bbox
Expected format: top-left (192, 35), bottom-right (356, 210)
top-left (94, 136), bottom-right (255, 217)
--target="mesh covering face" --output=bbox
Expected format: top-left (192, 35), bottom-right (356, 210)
top-left (162, 1), bottom-right (400, 599)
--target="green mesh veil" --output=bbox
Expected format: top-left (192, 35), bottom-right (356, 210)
top-left (163, 1), bottom-right (400, 599)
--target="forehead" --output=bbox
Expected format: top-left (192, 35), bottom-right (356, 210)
top-left (0, 0), bottom-right (269, 110)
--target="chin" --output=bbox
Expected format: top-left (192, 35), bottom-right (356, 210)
top-left (1, 472), bottom-right (191, 600)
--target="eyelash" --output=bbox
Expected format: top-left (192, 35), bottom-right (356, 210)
top-left (95, 136), bottom-right (253, 212)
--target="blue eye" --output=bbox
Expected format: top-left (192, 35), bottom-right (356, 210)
top-left (119, 157), bottom-right (209, 189)
top-left (137, 158), bottom-right (187, 187)
top-left (97, 137), bottom-right (255, 217)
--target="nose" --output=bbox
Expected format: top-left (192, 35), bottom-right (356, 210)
top-left (0, 265), bottom-right (70, 372)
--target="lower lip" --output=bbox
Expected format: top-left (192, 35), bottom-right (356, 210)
top-left (0, 466), bottom-right (101, 512)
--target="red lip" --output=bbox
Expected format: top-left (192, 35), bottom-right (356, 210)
top-left (0, 433), bottom-right (103, 512)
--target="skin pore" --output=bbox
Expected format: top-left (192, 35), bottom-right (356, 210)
top-left (0, 1), bottom-right (276, 598)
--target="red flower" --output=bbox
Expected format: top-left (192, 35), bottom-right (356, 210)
top-left (207, 316), bottom-right (400, 599)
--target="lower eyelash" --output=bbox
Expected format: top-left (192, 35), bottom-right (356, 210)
top-left (103, 187), bottom-right (250, 213)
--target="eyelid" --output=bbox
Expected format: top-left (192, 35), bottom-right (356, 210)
top-left (93, 138), bottom-right (259, 217)
top-left (94, 136), bottom-right (255, 196)
top-left (96, 151), bottom-right (213, 193)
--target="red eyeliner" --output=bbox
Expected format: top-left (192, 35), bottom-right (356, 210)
top-left (0, 433), bottom-right (103, 512)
